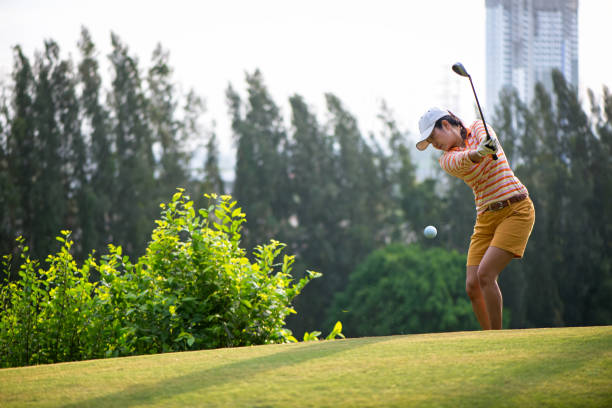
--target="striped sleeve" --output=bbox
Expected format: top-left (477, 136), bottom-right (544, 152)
top-left (439, 150), bottom-right (477, 177)
top-left (472, 120), bottom-right (498, 144)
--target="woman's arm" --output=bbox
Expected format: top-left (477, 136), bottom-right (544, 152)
top-left (470, 121), bottom-right (499, 163)
top-left (469, 150), bottom-right (484, 163)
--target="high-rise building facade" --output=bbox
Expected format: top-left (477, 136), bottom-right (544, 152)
top-left (485, 0), bottom-right (578, 113)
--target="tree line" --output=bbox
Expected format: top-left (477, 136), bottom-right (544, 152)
top-left (1, 30), bottom-right (610, 337)
top-left (0, 28), bottom-right (223, 270)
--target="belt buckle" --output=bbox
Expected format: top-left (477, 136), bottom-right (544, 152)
top-left (490, 201), bottom-right (505, 211)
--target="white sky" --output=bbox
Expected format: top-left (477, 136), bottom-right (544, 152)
top-left (0, 0), bottom-right (610, 178)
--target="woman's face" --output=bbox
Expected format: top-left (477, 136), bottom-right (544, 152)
top-left (426, 120), bottom-right (463, 151)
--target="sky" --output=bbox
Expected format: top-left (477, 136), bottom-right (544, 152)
top-left (1, 0), bottom-right (610, 178)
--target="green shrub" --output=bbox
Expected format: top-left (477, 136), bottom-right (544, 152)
top-left (325, 243), bottom-right (479, 337)
top-left (0, 234), bottom-right (102, 365)
top-left (0, 191), bottom-right (322, 367)
top-left (121, 191), bottom-right (321, 353)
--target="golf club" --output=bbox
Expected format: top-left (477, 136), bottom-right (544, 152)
top-left (452, 62), bottom-right (498, 160)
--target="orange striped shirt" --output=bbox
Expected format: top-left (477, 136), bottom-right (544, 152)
top-left (439, 120), bottom-right (528, 214)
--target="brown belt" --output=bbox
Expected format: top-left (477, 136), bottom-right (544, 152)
top-left (484, 193), bottom-right (528, 212)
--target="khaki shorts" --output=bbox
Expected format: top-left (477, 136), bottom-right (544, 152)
top-left (467, 197), bottom-right (535, 266)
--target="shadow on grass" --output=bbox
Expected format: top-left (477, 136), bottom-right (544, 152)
top-left (61, 337), bottom-right (388, 408)
top-left (428, 331), bottom-right (612, 407)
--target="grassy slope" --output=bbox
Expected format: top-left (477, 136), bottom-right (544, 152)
top-left (1, 326), bottom-right (611, 407)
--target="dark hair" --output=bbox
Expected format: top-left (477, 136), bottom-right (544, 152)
top-left (434, 112), bottom-right (467, 140)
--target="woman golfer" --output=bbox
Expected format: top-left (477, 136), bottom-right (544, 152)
top-left (416, 107), bottom-right (535, 330)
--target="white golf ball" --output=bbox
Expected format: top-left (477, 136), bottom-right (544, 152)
top-left (424, 225), bottom-right (437, 239)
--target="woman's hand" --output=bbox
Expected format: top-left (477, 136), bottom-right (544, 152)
top-left (476, 136), bottom-right (499, 158)
top-left (468, 137), bottom-right (499, 163)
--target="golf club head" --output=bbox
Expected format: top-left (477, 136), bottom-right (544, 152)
top-left (452, 62), bottom-right (470, 77)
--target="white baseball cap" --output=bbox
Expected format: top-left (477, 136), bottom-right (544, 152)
top-left (416, 107), bottom-right (449, 151)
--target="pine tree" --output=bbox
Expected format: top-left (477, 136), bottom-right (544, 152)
top-left (374, 101), bottom-right (423, 243)
top-left (552, 70), bottom-right (602, 326)
top-left (294, 93), bottom-right (383, 331)
top-left (0, 80), bottom-right (17, 264)
top-left (202, 132), bottom-right (225, 194)
top-left (178, 89), bottom-right (208, 206)
top-left (147, 43), bottom-right (190, 202)
top-left (508, 81), bottom-right (565, 328)
top-left (287, 93), bottom-right (335, 259)
top-left (77, 27), bottom-right (114, 259)
top-left (325, 92), bottom-right (381, 255)
top-left (226, 81), bottom-right (256, 205)
top-left (492, 88), bottom-right (525, 164)
top-left (50, 47), bottom-right (88, 260)
top-left (108, 32), bottom-right (156, 258)
top-left (29, 41), bottom-right (68, 261)
top-left (284, 94), bottom-right (336, 334)
top-left (587, 86), bottom-right (612, 324)
top-left (8, 47), bottom-right (36, 263)
top-left (227, 70), bottom-right (289, 253)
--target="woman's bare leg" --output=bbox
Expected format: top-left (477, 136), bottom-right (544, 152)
top-left (466, 266), bottom-right (491, 330)
top-left (477, 246), bottom-right (514, 329)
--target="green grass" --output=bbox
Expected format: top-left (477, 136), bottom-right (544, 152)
top-left (1, 326), bottom-right (611, 407)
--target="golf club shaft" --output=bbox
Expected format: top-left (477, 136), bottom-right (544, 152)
top-left (467, 76), bottom-right (498, 160)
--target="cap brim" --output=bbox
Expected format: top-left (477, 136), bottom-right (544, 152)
top-left (416, 139), bottom-right (430, 151)
top-left (417, 122), bottom-right (435, 151)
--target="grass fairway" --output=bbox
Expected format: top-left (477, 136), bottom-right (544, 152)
top-left (1, 326), bottom-right (611, 407)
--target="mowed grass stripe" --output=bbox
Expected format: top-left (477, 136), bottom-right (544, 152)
top-left (1, 326), bottom-right (610, 407)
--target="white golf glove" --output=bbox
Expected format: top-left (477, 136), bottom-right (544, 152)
top-left (476, 136), bottom-right (499, 157)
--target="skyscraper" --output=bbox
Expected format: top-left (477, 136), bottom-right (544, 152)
top-left (485, 0), bottom-right (579, 113)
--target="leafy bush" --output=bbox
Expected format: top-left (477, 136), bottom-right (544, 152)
top-left (302, 321), bottom-right (345, 342)
top-left (0, 191), bottom-right (322, 367)
top-left (0, 235), bottom-right (105, 365)
top-left (325, 243), bottom-right (479, 337)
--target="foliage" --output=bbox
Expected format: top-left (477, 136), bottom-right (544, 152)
top-left (0, 192), bottom-right (321, 367)
top-left (128, 190), bottom-right (319, 351)
top-left (147, 43), bottom-right (192, 203)
top-left (492, 71), bottom-right (612, 328)
top-left (326, 244), bottom-right (479, 336)
top-left (77, 27), bottom-right (114, 262)
top-left (302, 321), bottom-right (345, 342)
top-left (108, 32), bottom-right (157, 258)
top-left (1, 30), bottom-right (611, 340)
top-left (286, 96), bottom-right (412, 336)
top-left (0, 234), bottom-right (102, 366)
top-left (226, 70), bottom-right (290, 254)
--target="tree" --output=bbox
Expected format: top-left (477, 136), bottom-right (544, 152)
top-left (50, 46), bottom-right (88, 261)
top-left (326, 243), bottom-right (479, 336)
top-left (489, 71), bottom-right (612, 329)
top-left (201, 131), bottom-right (225, 195)
top-left (0, 81), bottom-right (17, 264)
top-left (175, 89), bottom-right (209, 208)
top-left (284, 94), bottom-right (337, 334)
top-left (491, 81), bottom-right (566, 328)
top-left (291, 94), bottom-right (389, 334)
top-left (147, 44), bottom-right (191, 202)
top-left (29, 41), bottom-right (68, 262)
top-left (372, 101), bottom-right (416, 243)
top-left (324, 93), bottom-right (385, 283)
top-left (586, 86), bottom-right (612, 324)
top-left (7, 47), bottom-right (36, 268)
top-left (227, 70), bottom-right (290, 253)
top-left (77, 26), bottom-right (114, 260)
top-left (108, 32), bottom-right (156, 258)
top-left (552, 70), bottom-right (607, 326)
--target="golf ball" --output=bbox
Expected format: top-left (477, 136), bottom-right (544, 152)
top-left (424, 225), bottom-right (437, 239)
